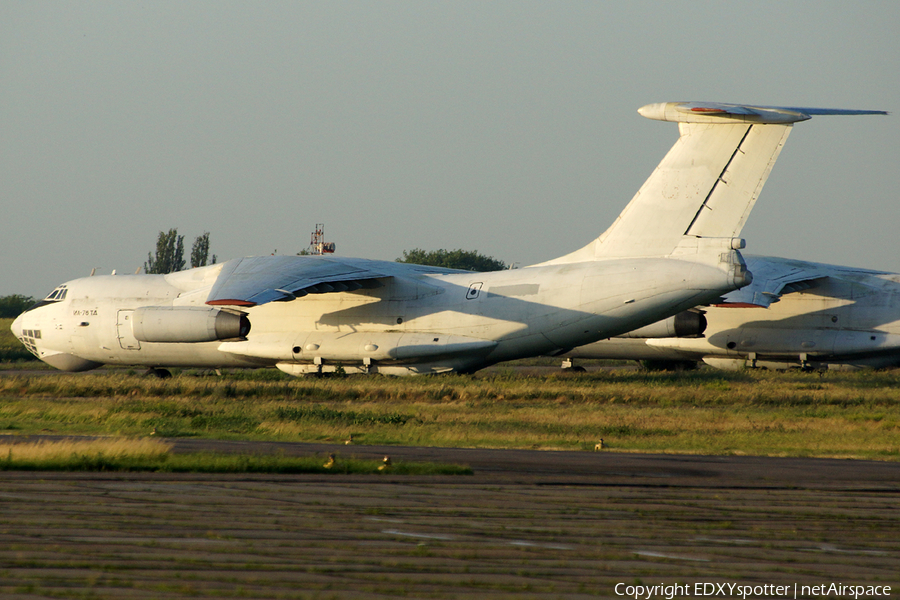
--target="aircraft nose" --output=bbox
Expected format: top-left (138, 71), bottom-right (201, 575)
top-left (10, 312), bottom-right (24, 340)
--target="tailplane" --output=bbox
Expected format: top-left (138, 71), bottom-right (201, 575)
top-left (543, 102), bottom-right (887, 264)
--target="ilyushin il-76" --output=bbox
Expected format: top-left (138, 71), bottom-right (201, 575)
top-left (12, 102), bottom-right (885, 376)
top-left (562, 255), bottom-right (900, 372)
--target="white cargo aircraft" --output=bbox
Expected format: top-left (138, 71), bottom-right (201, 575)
top-left (12, 102), bottom-right (885, 376)
top-left (562, 255), bottom-right (900, 371)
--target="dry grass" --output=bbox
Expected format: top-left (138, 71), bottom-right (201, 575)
top-left (0, 437), bottom-right (172, 461)
top-left (0, 435), bottom-right (470, 474)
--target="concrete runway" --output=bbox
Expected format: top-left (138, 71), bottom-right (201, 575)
top-left (1, 438), bottom-right (898, 599)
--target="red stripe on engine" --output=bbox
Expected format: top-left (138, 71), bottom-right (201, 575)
top-left (206, 299), bottom-right (256, 307)
top-left (712, 302), bottom-right (766, 308)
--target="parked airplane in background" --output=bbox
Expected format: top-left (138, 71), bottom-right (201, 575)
top-left (12, 102), bottom-right (885, 376)
top-left (562, 255), bottom-right (900, 371)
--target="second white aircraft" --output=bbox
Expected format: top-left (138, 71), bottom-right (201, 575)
top-left (12, 102), bottom-right (885, 375)
top-left (562, 255), bottom-right (900, 371)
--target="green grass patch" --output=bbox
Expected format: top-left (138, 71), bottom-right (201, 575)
top-left (0, 367), bottom-right (899, 459)
top-left (274, 405), bottom-right (413, 426)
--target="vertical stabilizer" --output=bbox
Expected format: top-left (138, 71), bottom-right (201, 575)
top-left (541, 102), bottom-right (887, 265)
top-left (592, 120), bottom-right (791, 258)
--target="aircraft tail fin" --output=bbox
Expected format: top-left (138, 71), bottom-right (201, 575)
top-left (543, 102), bottom-right (886, 264)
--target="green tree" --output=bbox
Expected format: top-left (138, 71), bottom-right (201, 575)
top-left (396, 249), bottom-right (507, 272)
top-left (190, 232), bottom-right (217, 268)
top-left (0, 294), bottom-right (37, 318)
top-left (145, 229), bottom-right (186, 274)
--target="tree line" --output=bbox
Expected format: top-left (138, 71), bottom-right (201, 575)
top-left (145, 229), bottom-right (217, 274)
top-left (395, 248), bottom-right (506, 271)
top-left (0, 295), bottom-right (36, 318)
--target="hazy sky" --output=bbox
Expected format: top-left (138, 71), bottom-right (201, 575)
top-left (2, 1), bottom-right (898, 297)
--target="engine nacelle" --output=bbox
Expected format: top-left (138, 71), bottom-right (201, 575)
top-left (618, 310), bottom-right (706, 339)
top-left (132, 307), bottom-right (250, 343)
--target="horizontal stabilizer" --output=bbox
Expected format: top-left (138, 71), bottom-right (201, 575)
top-left (639, 102), bottom-right (887, 124)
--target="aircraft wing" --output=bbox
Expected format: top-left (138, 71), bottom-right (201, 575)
top-left (205, 255), bottom-right (394, 307)
top-left (720, 256), bottom-right (890, 308)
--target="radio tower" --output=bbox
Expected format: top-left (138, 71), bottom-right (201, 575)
top-left (310, 224), bottom-right (335, 255)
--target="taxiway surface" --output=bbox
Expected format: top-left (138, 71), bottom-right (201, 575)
top-left (0, 438), bottom-right (897, 599)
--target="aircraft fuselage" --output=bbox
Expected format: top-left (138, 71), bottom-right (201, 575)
top-left (13, 254), bottom-right (743, 375)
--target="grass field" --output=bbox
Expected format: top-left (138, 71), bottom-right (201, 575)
top-left (1, 366), bottom-right (898, 460)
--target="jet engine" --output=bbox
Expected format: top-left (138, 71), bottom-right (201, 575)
top-left (131, 307), bottom-right (250, 343)
top-left (617, 310), bottom-right (706, 339)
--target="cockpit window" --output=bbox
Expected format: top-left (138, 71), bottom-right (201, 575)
top-left (24, 285), bottom-right (69, 313)
top-left (45, 285), bottom-right (68, 301)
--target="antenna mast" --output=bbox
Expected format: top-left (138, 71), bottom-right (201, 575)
top-left (310, 224), bottom-right (335, 255)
